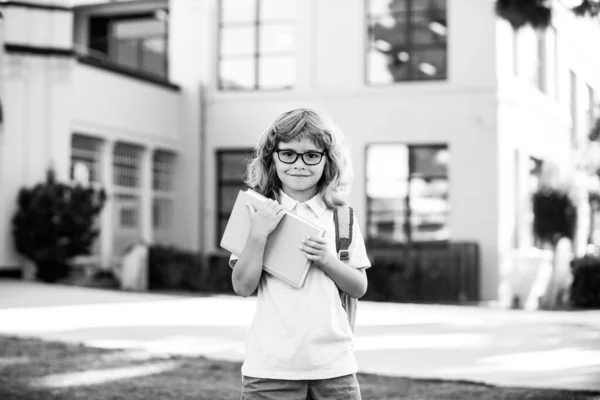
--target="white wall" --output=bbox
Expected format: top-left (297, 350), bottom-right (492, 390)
top-left (72, 64), bottom-right (180, 145)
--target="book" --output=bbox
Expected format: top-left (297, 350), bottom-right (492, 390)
top-left (220, 189), bottom-right (326, 288)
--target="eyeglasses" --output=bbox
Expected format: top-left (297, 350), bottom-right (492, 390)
top-left (275, 150), bottom-right (326, 165)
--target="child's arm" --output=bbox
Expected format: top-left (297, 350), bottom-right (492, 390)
top-left (231, 199), bottom-right (285, 297)
top-left (300, 236), bottom-right (368, 299)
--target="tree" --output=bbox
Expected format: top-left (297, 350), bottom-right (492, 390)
top-left (495, 0), bottom-right (600, 29)
top-left (11, 169), bottom-right (106, 282)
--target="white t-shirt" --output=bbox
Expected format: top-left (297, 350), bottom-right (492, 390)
top-left (229, 191), bottom-right (371, 380)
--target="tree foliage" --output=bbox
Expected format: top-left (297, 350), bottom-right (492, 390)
top-left (495, 0), bottom-right (600, 29)
top-left (532, 186), bottom-right (577, 246)
top-left (11, 169), bottom-right (106, 282)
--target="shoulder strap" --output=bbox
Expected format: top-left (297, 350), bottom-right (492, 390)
top-left (334, 205), bottom-right (358, 332)
top-left (333, 205), bottom-right (353, 261)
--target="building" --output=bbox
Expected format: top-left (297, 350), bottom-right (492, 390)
top-left (0, 0), bottom-right (598, 304)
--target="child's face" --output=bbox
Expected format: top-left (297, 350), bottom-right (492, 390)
top-left (273, 138), bottom-right (326, 201)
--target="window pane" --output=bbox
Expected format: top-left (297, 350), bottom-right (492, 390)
top-left (368, 198), bottom-right (407, 243)
top-left (220, 185), bottom-right (244, 213)
top-left (221, 0), bottom-right (256, 23)
top-left (142, 37), bottom-right (166, 76)
top-left (369, 0), bottom-right (409, 15)
top-left (220, 152), bottom-right (251, 181)
top-left (220, 58), bottom-right (256, 89)
top-left (412, 147), bottom-right (449, 177)
top-left (366, 145), bottom-right (409, 244)
top-left (412, 0), bottom-right (446, 12)
top-left (260, 0), bottom-right (294, 20)
top-left (409, 177), bottom-right (450, 241)
top-left (366, 145), bottom-right (409, 198)
top-left (259, 56), bottom-right (295, 88)
top-left (260, 24), bottom-right (295, 53)
top-left (114, 39), bottom-right (139, 69)
top-left (113, 18), bottom-right (165, 38)
top-left (411, 48), bottom-right (446, 80)
top-left (366, 49), bottom-right (407, 84)
top-left (369, 14), bottom-right (408, 47)
top-left (221, 26), bottom-right (255, 56)
top-left (412, 11), bottom-right (447, 46)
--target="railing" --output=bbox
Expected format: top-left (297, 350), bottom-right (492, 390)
top-left (364, 241), bottom-right (480, 304)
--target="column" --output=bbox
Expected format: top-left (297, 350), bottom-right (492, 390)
top-left (140, 146), bottom-right (153, 245)
top-left (99, 139), bottom-right (114, 270)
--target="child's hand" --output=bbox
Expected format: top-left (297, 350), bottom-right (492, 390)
top-left (246, 200), bottom-right (285, 239)
top-left (300, 236), bottom-right (337, 269)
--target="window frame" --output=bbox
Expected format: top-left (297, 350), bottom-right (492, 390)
top-left (365, 0), bottom-right (448, 85)
top-left (364, 142), bottom-right (450, 247)
top-left (216, 0), bottom-right (296, 91)
top-left (216, 148), bottom-right (254, 247)
top-left (88, 11), bottom-right (169, 79)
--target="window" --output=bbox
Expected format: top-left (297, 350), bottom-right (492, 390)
top-left (71, 134), bottom-right (103, 184)
top-left (366, 144), bottom-right (450, 245)
top-left (113, 142), bottom-right (143, 255)
top-left (217, 149), bottom-right (252, 244)
top-left (153, 150), bottom-right (176, 244)
top-left (366, 0), bottom-right (447, 84)
top-left (88, 11), bottom-right (169, 78)
top-left (218, 0), bottom-right (296, 90)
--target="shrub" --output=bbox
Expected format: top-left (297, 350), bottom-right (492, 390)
top-left (11, 169), bottom-right (106, 282)
top-left (532, 186), bottom-right (577, 246)
top-left (148, 245), bottom-right (234, 294)
top-left (570, 255), bottom-right (600, 308)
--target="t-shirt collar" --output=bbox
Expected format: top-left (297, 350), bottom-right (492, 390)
top-left (279, 190), bottom-right (327, 218)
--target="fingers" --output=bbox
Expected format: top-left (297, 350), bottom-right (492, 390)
top-left (301, 237), bottom-right (324, 253)
top-left (245, 203), bottom-right (256, 215)
top-left (305, 236), bottom-right (326, 245)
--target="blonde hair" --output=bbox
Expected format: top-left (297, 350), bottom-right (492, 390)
top-left (245, 108), bottom-right (353, 208)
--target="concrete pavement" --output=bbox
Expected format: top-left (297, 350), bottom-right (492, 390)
top-left (1, 279), bottom-right (599, 391)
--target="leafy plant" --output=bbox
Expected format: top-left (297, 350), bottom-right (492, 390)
top-left (532, 186), bottom-right (577, 246)
top-left (495, 0), bottom-right (600, 29)
top-left (11, 169), bottom-right (106, 282)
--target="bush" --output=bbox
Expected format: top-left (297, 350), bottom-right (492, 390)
top-left (148, 245), bottom-right (234, 294)
top-left (532, 186), bottom-right (577, 246)
top-left (11, 169), bottom-right (106, 282)
top-left (570, 255), bottom-right (600, 308)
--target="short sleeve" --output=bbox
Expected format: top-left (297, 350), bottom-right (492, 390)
top-left (229, 253), bottom-right (239, 269)
top-left (348, 216), bottom-right (371, 270)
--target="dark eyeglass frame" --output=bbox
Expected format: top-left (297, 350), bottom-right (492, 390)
top-left (275, 149), bottom-right (327, 165)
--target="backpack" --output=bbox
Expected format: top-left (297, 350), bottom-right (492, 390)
top-left (333, 205), bottom-right (358, 332)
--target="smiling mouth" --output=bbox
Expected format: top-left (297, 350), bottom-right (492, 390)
top-left (288, 174), bottom-right (309, 177)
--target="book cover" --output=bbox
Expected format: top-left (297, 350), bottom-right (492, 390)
top-left (220, 189), bottom-right (326, 288)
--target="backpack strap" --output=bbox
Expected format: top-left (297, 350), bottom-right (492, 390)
top-left (333, 206), bottom-right (353, 260)
top-left (334, 205), bottom-right (358, 332)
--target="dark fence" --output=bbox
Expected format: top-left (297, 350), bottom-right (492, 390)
top-left (364, 241), bottom-right (480, 304)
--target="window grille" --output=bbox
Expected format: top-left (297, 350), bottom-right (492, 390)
top-left (366, 143), bottom-right (450, 245)
top-left (366, 0), bottom-right (447, 84)
top-left (113, 142), bottom-right (142, 189)
top-left (218, 0), bottom-right (296, 90)
top-left (152, 150), bottom-right (176, 243)
top-left (216, 149), bottom-right (252, 245)
top-left (71, 134), bottom-right (103, 184)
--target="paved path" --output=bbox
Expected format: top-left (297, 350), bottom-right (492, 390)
top-left (1, 279), bottom-right (599, 391)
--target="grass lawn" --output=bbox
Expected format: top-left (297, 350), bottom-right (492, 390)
top-left (0, 335), bottom-right (599, 400)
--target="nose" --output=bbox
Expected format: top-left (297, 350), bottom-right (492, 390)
top-left (292, 157), bottom-right (307, 167)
